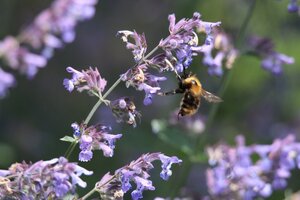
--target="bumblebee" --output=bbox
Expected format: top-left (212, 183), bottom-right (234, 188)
top-left (158, 69), bottom-right (222, 117)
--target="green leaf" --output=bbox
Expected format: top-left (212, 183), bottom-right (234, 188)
top-left (151, 119), bottom-right (194, 156)
top-left (60, 136), bottom-right (76, 143)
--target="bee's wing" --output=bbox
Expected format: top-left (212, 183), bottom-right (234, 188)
top-left (202, 89), bottom-right (223, 103)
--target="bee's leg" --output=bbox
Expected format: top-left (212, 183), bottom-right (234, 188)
top-left (183, 65), bottom-right (187, 78)
top-left (157, 88), bottom-right (184, 96)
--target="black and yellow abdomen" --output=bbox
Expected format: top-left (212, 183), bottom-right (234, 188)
top-left (179, 91), bottom-right (200, 116)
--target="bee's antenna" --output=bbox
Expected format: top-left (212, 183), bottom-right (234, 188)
top-left (173, 69), bottom-right (182, 81)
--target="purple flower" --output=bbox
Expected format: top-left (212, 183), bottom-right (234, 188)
top-left (199, 29), bottom-right (239, 76)
top-left (63, 66), bottom-right (107, 95)
top-left (159, 12), bottom-right (222, 73)
top-left (131, 176), bottom-right (155, 200)
top-left (95, 153), bottom-right (182, 200)
top-left (0, 0), bottom-right (98, 95)
top-left (261, 53), bottom-right (294, 75)
top-left (121, 65), bottom-right (167, 105)
top-left (206, 134), bottom-right (300, 200)
top-left (158, 154), bottom-right (182, 180)
top-left (75, 123), bottom-right (122, 161)
top-left (110, 97), bottom-right (141, 127)
top-left (287, 0), bottom-right (299, 13)
top-left (71, 122), bottom-right (81, 137)
top-left (0, 36), bottom-right (47, 78)
top-left (79, 135), bottom-right (93, 162)
top-left (0, 157), bottom-right (92, 199)
top-left (0, 68), bottom-right (15, 98)
top-left (117, 30), bottom-right (147, 62)
top-left (248, 36), bottom-right (294, 75)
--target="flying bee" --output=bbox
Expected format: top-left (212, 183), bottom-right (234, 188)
top-left (158, 69), bottom-right (222, 118)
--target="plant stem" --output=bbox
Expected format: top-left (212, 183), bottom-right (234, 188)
top-left (63, 45), bottom-right (160, 160)
top-left (65, 141), bottom-right (77, 159)
top-left (171, 0), bottom-right (257, 197)
top-left (80, 188), bottom-right (97, 200)
top-left (84, 98), bottom-right (103, 125)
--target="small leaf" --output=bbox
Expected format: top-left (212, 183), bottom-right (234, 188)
top-left (60, 136), bottom-right (76, 143)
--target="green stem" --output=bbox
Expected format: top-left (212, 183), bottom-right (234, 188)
top-left (84, 98), bottom-right (103, 125)
top-left (171, 0), bottom-right (257, 197)
top-left (63, 45), bottom-right (160, 160)
top-left (65, 141), bottom-right (77, 159)
top-left (80, 188), bottom-right (97, 200)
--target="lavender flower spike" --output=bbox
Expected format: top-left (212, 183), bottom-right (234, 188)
top-left (0, 0), bottom-right (98, 92)
top-left (73, 123), bottom-right (122, 162)
top-left (0, 157), bottom-right (92, 199)
top-left (63, 66), bottom-right (107, 96)
top-left (121, 65), bottom-right (167, 105)
top-left (159, 12), bottom-right (221, 73)
top-left (117, 30), bottom-right (147, 62)
top-left (96, 153), bottom-right (182, 200)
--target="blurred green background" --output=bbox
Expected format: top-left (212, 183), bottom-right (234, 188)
top-left (0, 0), bottom-right (300, 199)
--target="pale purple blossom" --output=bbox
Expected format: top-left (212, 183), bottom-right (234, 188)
top-left (206, 134), bottom-right (300, 200)
top-left (73, 123), bottom-right (122, 162)
top-left (117, 30), bottom-right (147, 62)
top-left (20, 0), bottom-right (98, 50)
top-left (71, 122), bottom-right (81, 137)
top-left (159, 12), bottom-right (222, 74)
top-left (0, 157), bottom-right (92, 199)
top-left (198, 29), bottom-right (239, 76)
top-left (63, 66), bottom-right (107, 95)
top-left (0, 36), bottom-right (47, 78)
top-left (0, 68), bottom-right (15, 98)
top-left (248, 36), bottom-right (294, 75)
top-left (0, 0), bottom-right (98, 98)
top-left (121, 65), bottom-right (167, 105)
top-left (95, 153), bottom-right (182, 200)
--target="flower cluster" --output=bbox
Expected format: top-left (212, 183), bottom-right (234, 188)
top-left (110, 97), bottom-right (141, 127)
top-left (0, 157), bottom-right (92, 199)
top-left (201, 28), bottom-right (239, 76)
top-left (206, 134), bottom-right (300, 200)
top-left (118, 12), bottom-right (222, 105)
top-left (96, 153), bottom-right (182, 200)
top-left (0, 0), bottom-right (98, 97)
top-left (71, 122), bottom-right (122, 162)
top-left (117, 31), bottom-right (147, 62)
top-left (248, 36), bottom-right (294, 74)
top-left (121, 66), bottom-right (167, 105)
top-left (63, 66), bottom-right (107, 96)
top-left (158, 12), bottom-right (221, 73)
